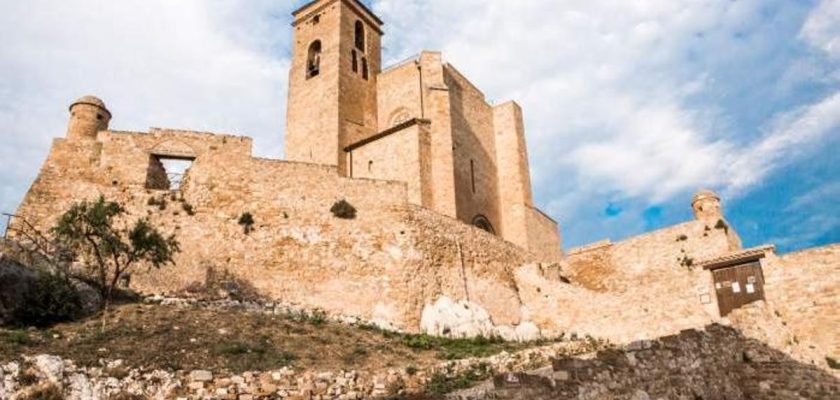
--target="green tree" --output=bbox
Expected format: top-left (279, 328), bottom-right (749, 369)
top-left (52, 196), bottom-right (180, 306)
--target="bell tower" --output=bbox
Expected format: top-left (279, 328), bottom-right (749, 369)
top-left (285, 0), bottom-right (382, 175)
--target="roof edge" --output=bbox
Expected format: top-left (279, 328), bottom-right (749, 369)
top-left (344, 118), bottom-right (431, 152)
top-left (293, 0), bottom-right (384, 26)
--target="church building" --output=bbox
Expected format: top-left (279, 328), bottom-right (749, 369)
top-left (285, 0), bottom-right (561, 258)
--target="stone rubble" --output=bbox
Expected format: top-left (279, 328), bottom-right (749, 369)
top-left (0, 337), bottom-right (599, 400)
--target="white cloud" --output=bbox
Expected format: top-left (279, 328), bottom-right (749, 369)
top-left (723, 92), bottom-right (840, 195)
top-left (374, 0), bottom-right (840, 221)
top-left (801, 0), bottom-right (840, 59)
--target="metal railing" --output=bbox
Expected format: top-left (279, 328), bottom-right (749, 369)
top-left (167, 172), bottom-right (185, 191)
top-left (2, 212), bottom-right (12, 240)
top-left (1, 213), bottom-right (69, 272)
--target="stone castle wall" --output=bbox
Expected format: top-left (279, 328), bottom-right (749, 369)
top-left (765, 245), bottom-right (840, 358)
top-left (13, 123), bottom-right (840, 365)
top-left (565, 220), bottom-right (740, 320)
top-left (14, 126), bottom-right (743, 344)
top-left (488, 325), bottom-right (840, 399)
top-left (525, 208), bottom-right (562, 262)
top-left (12, 128), bottom-right (540, 334)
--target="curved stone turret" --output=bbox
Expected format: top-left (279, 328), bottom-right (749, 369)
top-left (66, 95), bottom-right (111, 140)
top-left (692, 189), bottom-right (723, 223)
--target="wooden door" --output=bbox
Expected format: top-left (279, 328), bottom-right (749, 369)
top-left (712, 261), bottom-right (766, 316)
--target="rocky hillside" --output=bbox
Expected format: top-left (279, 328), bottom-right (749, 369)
top-left (461, 325), bottom-right (840, 399)
top-left (0, 298), bottom-right (604, 400)
top-left (3, 299), bottom-right (838, 399)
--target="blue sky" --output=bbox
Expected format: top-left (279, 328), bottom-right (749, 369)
top-left (0, 0), bottom-right (838, 253)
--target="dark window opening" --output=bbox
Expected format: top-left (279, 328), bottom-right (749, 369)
top-left (96, 114), bottom-right (103, 121)
top-left (470, 159), bottom-right (476, 194)
top-left (362, 58), bottom-right (369, 80)
top-left (472, 215), bottom-right (496, 235)
top-left (354, 20), bottom-right (365, 51)
top-left (352, 50), bottom-right (358, 73)
top-left (145, 155), bottom-right (194, 191)
top-left (307, 40), bottom-right (322, 79)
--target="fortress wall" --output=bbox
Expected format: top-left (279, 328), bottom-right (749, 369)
top-left (12, 129), bottom-right (539, 332)
top-left (17, 127), bottom-right (714, 340)
top-left (567, 221), bottom-right (736, 292)
top-left (763, 245), bottom-right (840, 358)
top-left (560, 221), bottom-right (739, 337)
top-left (525, 207), bottom-right (562, 262)
top-left (514, 265), bottom-right (715, 343)
top-left (22, 127), bottom-right (834, 346)
top-left (443, 65), bottom-right (503, 234)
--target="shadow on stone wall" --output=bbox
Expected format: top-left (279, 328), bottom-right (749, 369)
top-left (182, 265), bottom-right (264, 303)
top-left (483, 324), bottom-right (839, 400)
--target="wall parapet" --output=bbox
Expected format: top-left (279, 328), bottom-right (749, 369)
top-left (567, 240), bottom-right (613, 256)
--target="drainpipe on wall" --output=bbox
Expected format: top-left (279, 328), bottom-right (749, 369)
top-left (416, 59), bottom-right (425, 119)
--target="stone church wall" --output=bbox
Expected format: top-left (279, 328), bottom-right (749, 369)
top-left (347, 120), bottom-right (433, 208)
top-left (377, 59), bottom-right (422, 129)
top-left (444, 64), bottom-right (503, 235)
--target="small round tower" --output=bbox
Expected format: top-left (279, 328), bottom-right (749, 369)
top-left (66, 96), bottom-right (111, 140)
top-left (692, 189), bottom-right (723, 222)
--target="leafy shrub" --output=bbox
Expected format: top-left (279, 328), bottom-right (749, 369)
top-left (213, 340), bottom-right (297, 372)
top-left (401, 334), bottom-right (508, 360)
top-left (288, 309), bottom-right (327, 326)
top-left (424, 363), bottom-right (493, 395)
top-left (238, 212), bottom-right (255, 234)
top-left (14, 272), bottom-right (82, 327)
top-left (182, 203), bottom-right (196, 216)
top-left (216, 341), bottom-right (250, 355)
top-left (828, 357), bottom-right (839, 370)
top-left (4, 330), bottom-right (32, 345)
top-left (330, 200), bottom-right (357, 219)
top-left (676, 234), bottom-right (688, 242)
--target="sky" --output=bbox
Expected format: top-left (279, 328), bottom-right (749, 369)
top-left (0, 0), bottom-right (838, 254)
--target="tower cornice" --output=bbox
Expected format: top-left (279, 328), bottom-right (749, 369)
top-left (292, 0), bottom-right (384, 34)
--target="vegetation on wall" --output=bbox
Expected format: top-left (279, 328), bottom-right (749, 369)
top-left (238, 212), bottom-right (255, 234)
top-left (330, 199), bottom-right (357, 219)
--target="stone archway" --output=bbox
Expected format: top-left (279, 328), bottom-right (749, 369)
top-left (472, 215), bottom-right (496, 235)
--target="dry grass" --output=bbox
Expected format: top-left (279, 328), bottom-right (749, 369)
top-left (0, 303), bottom-right (558, 375)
